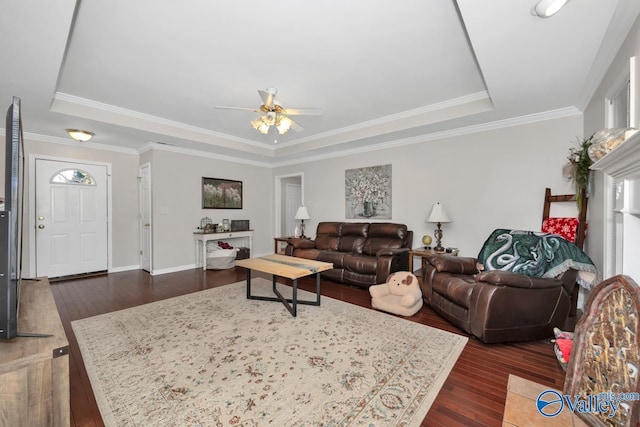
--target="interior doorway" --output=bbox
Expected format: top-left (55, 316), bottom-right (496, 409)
top-left (274, 173), bottom-right (304, 238)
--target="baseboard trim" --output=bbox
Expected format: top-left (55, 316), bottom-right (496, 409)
top-left (109, 264), bottom-right (141, 273)
top-left (150, 264), bottom-right (197, 276)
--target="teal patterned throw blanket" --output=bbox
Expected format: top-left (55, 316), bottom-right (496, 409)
top-left (477, 229), bottom-right (600, 289)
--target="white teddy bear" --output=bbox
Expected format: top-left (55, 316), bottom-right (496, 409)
top-left (369, 271), bottom-right (423, 316)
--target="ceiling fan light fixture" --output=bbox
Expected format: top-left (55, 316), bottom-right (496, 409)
top-left (66, 129), bottom-right (95, 142)
top-left (257, 121), bottom-right (270, 135)
top-left (276, 116), bottom-right (292, 134)
top-left (251, 117), bottom-right (262, 130)
top-left (532, 0), bottom-right (569, 18)
top-left (264, 112), bottom-right (276, 126)
top-left (217, 87), bottom-right (319, 137)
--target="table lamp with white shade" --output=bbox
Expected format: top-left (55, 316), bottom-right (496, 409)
top-left (426, 202), bottom-right (451, 252)
top-left (294, 206), bottom-right (310, 238)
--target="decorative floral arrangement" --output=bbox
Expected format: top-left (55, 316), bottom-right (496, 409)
top-left (345, 165), bottom-right (390, 217)
top-left (563, 134), bottom-right (594, 211)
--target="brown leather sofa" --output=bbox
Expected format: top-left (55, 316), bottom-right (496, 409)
top-left (284, 222), bottom-right (412, 288)
top-left (422, 254), bottom-right (578, 343)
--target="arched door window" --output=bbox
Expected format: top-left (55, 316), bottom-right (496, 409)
top-left (50, 169), bottom-right (96, 185)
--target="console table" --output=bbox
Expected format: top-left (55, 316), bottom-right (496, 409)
top-left (0, 278), bottom-right (70, 426)
top-left (194, 230), bottom-right (253, 270)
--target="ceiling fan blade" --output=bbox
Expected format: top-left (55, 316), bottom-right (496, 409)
top-left (289, 118), bottom-right (304, 132)
top-left (258, 88), bottom-right (277, 108)
top-left (282, 107), bottom-right (323, 116)
top-left (215, 106), bottom-right (261, 113)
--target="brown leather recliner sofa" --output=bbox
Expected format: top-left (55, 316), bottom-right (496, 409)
top-left (422, 254), bottom-right (578, 344)
top-left (284, 222), bottom-right (413, 288)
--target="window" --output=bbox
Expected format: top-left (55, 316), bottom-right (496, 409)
top-left (607, 78), bottom-right (630, 128)
top-left (50, 169), bottom-right (96, 185)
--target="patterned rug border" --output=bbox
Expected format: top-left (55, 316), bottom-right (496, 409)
top-left (72, 279), bottom-right (468, 426)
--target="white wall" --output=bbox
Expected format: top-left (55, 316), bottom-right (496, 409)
top-left (10, 113), bottom-right (583, 275)
top-left (273, 115), bottom-right (583, 258)
top-left (144, 148), bottom-right (273, 272)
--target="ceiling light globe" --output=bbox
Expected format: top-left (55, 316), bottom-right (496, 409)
top-left (258, 123), bottom-right (270, 134)
top-left (251, 117), bottom-right (262, 130)
top-left (533, 0), bottom-right (569, 18)
top-left (277, 116), bottom-right (292, 134)
top-left (66, 129), bottom-right (95, 142)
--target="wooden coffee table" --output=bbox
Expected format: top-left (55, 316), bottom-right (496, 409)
top-left (235, 254), bottom-right (333, 317)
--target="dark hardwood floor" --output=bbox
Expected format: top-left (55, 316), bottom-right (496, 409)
top-left (50, 268), bottom-right (567, 426)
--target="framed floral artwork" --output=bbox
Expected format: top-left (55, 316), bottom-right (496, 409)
top-left (345, 164), bottom-right (392, 219)
top-left (202, 177), bottom-right (243, 209)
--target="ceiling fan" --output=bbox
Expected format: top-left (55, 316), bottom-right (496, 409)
top-left (215, 88), bottom-right (323, 135)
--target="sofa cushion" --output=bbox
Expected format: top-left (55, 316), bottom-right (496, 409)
top-left (292, 248), bottom-right (321, 260)
top-left (338, 236), bottom-right (366, 253)
top-left (362, 223), bottom-right (407, 255)
top-left (476, 270), bottom-right (563, 289)
top-left (363, 237), bottom-right (403, 256)
top-left (341, 222), bottom-right (369, 237)
top-left (427, 254), bottom-right (479, 274)
top-left (369, 223), bottom-right (407, 239)
top-left (317, 251), bottom-right (346, 268)
top-left (344, 254), bottom-right (377, 275)
top-left (315, 222), bottom-right (342, 251)
top-left (431, 273), bottom-right (476, 309)
top-left (315, 236), bottom-right (339, 251)
top-left (317, 222), bottom-right (342, 235)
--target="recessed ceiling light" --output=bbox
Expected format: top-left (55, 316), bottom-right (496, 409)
top-left (66, 129), bottom-right (95, 142)
top-left (532, 0), bottom-right (569, 18)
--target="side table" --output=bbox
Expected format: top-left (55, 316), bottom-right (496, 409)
top-left (408, 247), bottom-right (459, 274)
top-left (274, 236), bottom-right (311, 254)
top-left (273, 237), bottom-right (294, 254)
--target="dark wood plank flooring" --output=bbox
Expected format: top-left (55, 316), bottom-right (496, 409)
top-left (50, 268), bottom-right (567, 426)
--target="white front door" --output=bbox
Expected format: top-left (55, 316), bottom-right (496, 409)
top-left (139, 163), bottom-right (152, 272)
top-left (35, 159), bottom-right (108, 278)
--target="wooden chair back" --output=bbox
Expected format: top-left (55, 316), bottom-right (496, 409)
top-left (542, 187), bottom-right (588, 249)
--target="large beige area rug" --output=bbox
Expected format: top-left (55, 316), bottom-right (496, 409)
top-left (72, 279), bottom-right (467, 427)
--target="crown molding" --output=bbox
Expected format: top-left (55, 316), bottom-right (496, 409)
top-left (9, 105), bottom-right (582, 168)
top-left (51, 92), bottom-right (274, 155)
top-left (138, 142), bottom-right (272, 168)
top-left (270, 106), bottom-right (582, 167)
top-left (274, 91), bottom-right (492, 150)
top-left (18, 130), bottom-right (140, 154)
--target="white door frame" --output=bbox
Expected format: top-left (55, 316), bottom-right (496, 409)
top-left (284, 183), bottom-right (302, 236)
top-left (139, 163), bottom-right (152, 272)
top-left (28, 154), bottom-right (113, 278)
top-left (274, 172), bottom-right (304, 238)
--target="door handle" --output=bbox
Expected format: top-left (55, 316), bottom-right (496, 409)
top-left (38, 224), bottom-right (45, 229)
